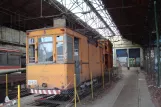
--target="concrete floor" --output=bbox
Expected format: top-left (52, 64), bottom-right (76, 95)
top-left (80, 67), bottom-right (155, 107)
top-left (8, 67), bottom-right (155, 107)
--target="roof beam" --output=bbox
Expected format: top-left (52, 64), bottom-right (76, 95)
top-left (49, 0), bottom-right (103, 38)
top-left (84, 0), bottom-right (115, 36)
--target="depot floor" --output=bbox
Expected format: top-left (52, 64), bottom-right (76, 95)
top-left (78, 67), bottom-right (155, 107)
top-left (11, 67), bottom-right (155, 107)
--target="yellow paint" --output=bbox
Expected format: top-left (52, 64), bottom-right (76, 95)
top-left (74, 74), bottom-right (77, 107)
top-left (6, 74), bottom-right (8, 96)
top-left (27, 64), bottom-right (67, 89)
top-left (27, 27), bottom-right (65, 37)
top-left (66, 64), bottom-right (74, 89)
top-left (18, 85), bottom-right (20, 107)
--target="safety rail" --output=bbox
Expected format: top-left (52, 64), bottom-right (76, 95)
top-left (0, 68), bottom-right (26, 75)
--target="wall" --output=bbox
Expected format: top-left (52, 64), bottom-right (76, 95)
top-left (0, 26), bottom-right (26, 53)
top-left (109, 36), bottom-right (143, 67)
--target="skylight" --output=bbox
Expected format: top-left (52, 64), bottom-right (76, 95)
top-left (56, 0), bottom-right (120, 37)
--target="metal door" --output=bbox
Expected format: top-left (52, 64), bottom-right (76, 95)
top-left (74, 38), bottom-right (80, 85)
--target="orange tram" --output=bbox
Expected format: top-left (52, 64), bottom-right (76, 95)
top-left (26, 27), bottom-right (113, 95)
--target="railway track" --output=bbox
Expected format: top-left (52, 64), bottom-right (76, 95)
top-left (9, 89), bottom-right (31, 99)
top-left (0, 88), bottom-right (31, 107)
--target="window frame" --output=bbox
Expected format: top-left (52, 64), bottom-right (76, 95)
top-left (28, 38), bottom-right (36, 64)
top-left (64, 34), bottom-right (74, 63)
top-left (27, 33), bottom-right (75, 64)
top-left (38, 36), bottom-right (54, 63)
top-left (56, 35), bottom-right (64, 63)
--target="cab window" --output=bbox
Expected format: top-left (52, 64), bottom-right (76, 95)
top-left (38, 36), bottom-right (53, 63)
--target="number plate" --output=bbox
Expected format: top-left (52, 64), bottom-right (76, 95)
top-left (28, 80), bottom-right (37, 85)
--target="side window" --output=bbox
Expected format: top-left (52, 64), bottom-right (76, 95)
top-left (38, 36), bottom-right (53, 63)
top-left (56, 36), bottom-right (64, 62)
top-left (64, 35), bottom-right (73, 62)
top-left (8, 52), bottom-right (20, 66)
top-left (0, 51), bottom-right (7, 65)
top-left (28, 38), bottom-right (35, 63)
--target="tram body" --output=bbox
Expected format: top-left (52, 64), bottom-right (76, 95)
top-left (26, 27), bottom-right (113, 95)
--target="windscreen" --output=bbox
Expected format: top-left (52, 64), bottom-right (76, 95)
top-left (38, 36), bottom-right (53, 63)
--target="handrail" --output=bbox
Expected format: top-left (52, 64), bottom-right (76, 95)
top-left (0, 68), bottom-right (26, 75)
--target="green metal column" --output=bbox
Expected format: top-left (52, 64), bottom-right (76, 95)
top-left (149, 48), bottom-right (150, 72)
top-left (154, 1), bottom-right (160, 87)
top-left (147, 49), bottom-right (148, 72)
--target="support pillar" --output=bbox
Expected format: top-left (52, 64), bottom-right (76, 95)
top-left (127, 48), bottom-right (130, 70)
top-left (154, 1), bottom-right (160, 87)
